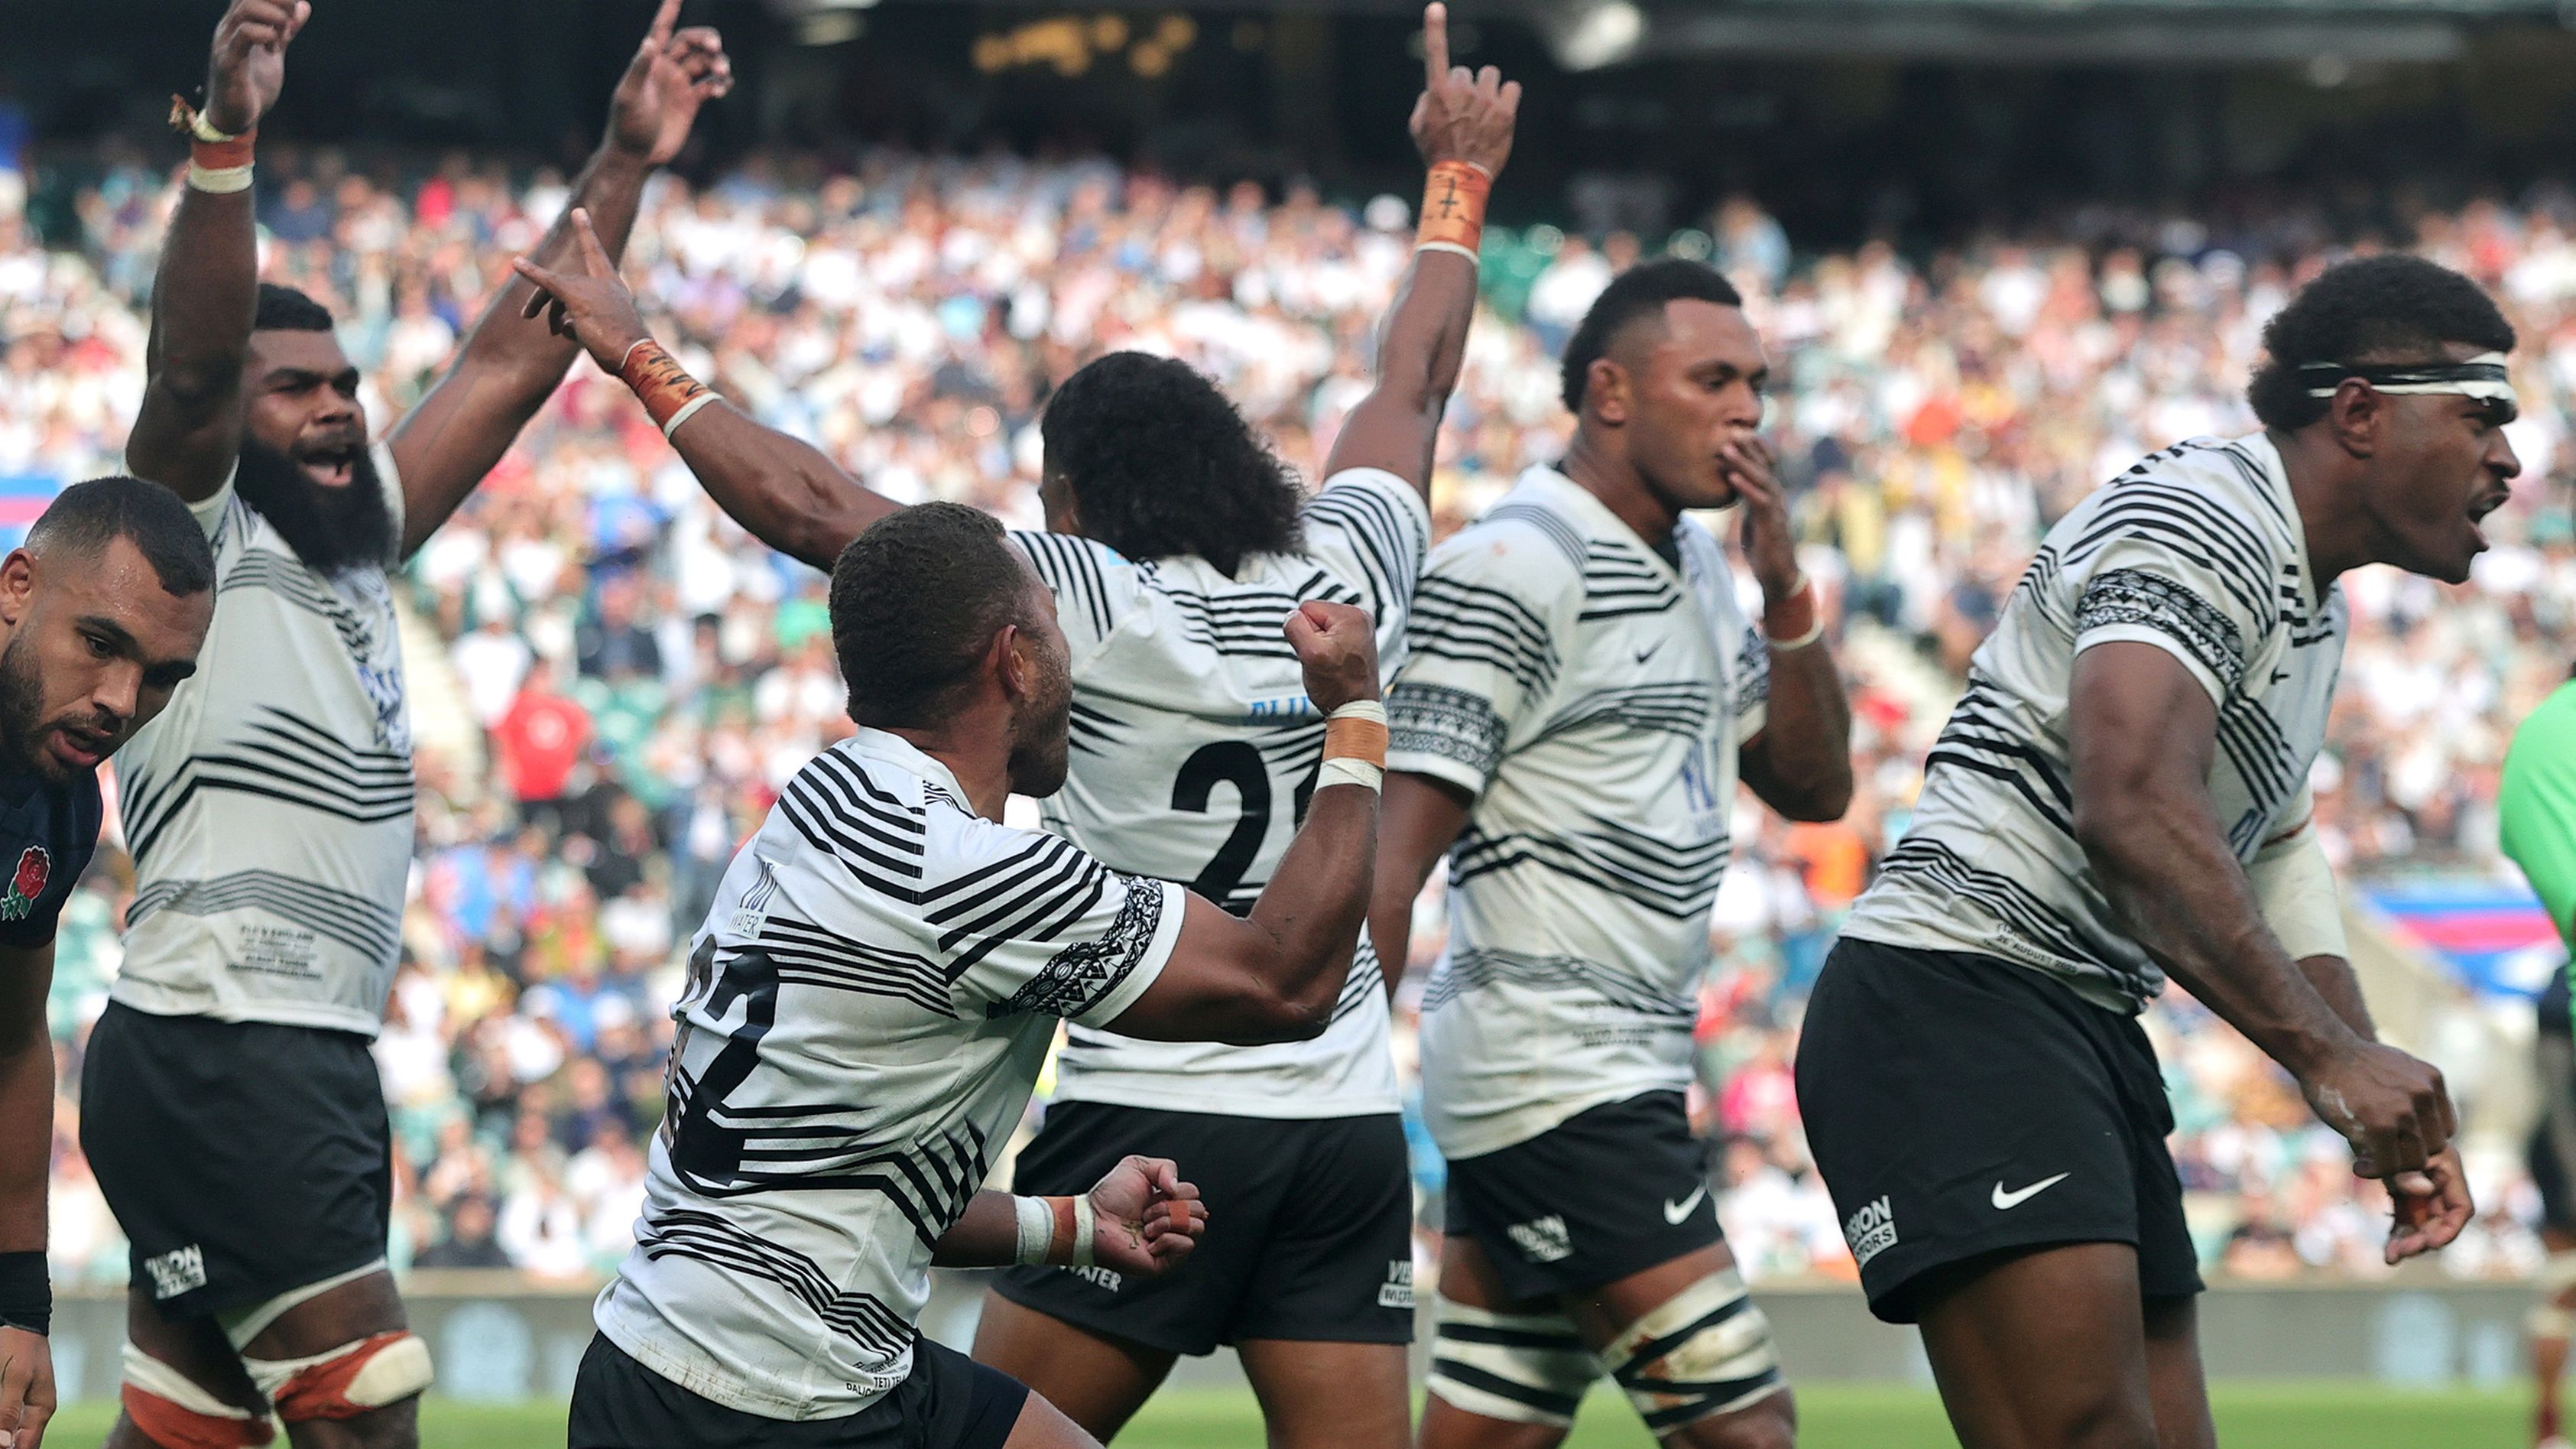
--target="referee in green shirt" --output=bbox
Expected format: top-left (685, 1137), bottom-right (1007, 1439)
top-left (2501, 673), bottom-right (2576, 1449)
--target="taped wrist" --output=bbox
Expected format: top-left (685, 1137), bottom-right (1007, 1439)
top-left (1319, 700), bottom-right (1389, 794)
top-left (1012, 1195), bottom-right (1096, 1267)
top-left (0, 1249), bottom-right (47, 1337)
top-left (171, 97), bottom-right (255, 195)
top-left (618, 339), bottom-right (719, 440)
top-left (1416, 160), bottom-right (1492, 262)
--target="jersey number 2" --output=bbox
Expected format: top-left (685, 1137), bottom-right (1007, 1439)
top-left (1171, 742), bottom-right (1316, 909)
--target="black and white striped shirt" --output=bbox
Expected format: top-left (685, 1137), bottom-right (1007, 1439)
top-left (111, 446), bottom-right (414, 1035)
top-left (595, 730), bottom-right (1179, 1420)
top-left (1386, 466), bottom-right (1769, 1160)
top-left (1842, 434), bottom-right (2346, 1012)
top-left (1016, 468), bottom-right (1429, 1119)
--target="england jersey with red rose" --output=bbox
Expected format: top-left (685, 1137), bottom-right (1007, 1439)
top-left (81, 449), bottom-right (414, 1319)
top-left (0, 765), bottom-right (103, 951)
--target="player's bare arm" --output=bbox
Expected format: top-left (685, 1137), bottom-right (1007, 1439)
top-left (1728, 435), bottom-right (1853, 821)
top-left (1367, 772), bottom-right (1472, 1002)
top-left (1319, 3), bottom-right (1517, 498)
top-left (931, 1159), bottom-right (1209, 1277)
top-left (388, 0), bottom-right (730, 556)
top-left (0, 944), bottom-right (56, 1449)
top-left (125, 0), bottom-right (310, 502)
top-left (2069, 641), bottom-right (2464, 1246)
top-left (1105, 602), bottom-right (1384, 1045)
top-left (513, 210), bottom-right (894, 570)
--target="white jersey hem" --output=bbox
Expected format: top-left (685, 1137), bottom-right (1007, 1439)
top-left (1049, 1080), bottom-right (1403, 1119)
top-left (594, 1296), bottom-right (888, 1423)
top-left (103, 985), bottom-right (384, 1039)
top-left (1428, 1076), bottom-right (1687, 1164)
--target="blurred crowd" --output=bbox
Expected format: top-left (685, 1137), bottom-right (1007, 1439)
top-left (8, 142), bottom-right (2576, 1291)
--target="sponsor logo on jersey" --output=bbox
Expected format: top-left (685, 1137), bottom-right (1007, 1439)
top-left (1507, 1215), bottom-right (1573, 1264)
top-left (1247, 694), bottom-right (1319, 720)
top-left (1071, 1265), bottom-right (1124, 1292)
top-left (0, 846), bottom-right (46, 922)
top-left (1843, 1195), bottom-right (1897, 1268)
top-left (1379, 1259), bottom-right (1416, 1309)
top-left (144, 1244), bottom-right (208, 1300)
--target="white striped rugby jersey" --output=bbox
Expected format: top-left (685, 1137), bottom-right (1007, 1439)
top-left (594, 729), bottom-right (1181, 1420)
top-left (111, 446), bottom-right (414, 1035)
top-left (1841, 433), bottom-right (2347, 1013)
top-left (1012, 467), bottom-right (1430, 1119)
top-left (1386, 466), bottom-right (1770, 1161)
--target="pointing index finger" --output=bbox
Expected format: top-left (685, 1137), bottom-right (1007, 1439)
top-left (647, 0), bottom-right (683, 51)
top-left (1422, 3), bottom-right (1449, 93)
top-left (573, 210), bottom-right (615, 276)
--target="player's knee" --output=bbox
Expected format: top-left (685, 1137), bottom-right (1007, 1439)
top-left (1424, 1296), bottom-right (1597, 1431)
top-left (1598, 1269), bottom-right (1785, 1438)
top-left (241, 1330), bottom-right (432, 1430)
top-left (118, 1342), bottom-right (274, 1449)
top-left (1667, 1389), bottom-right (1795, 1449)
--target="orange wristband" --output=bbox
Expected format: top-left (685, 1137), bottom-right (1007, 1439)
top-left (1416, 161), bottom-right (1491, 262)
top-left (1763, 576), bottom-right (1822, 648)
top-left (172, 98), bottom-right (255, 193)
top-left (1323, 714), bottom-right (1389, 770)
top-left (1046, 1197), bottom-right (1080, 1263)
top-left (619, 339), bottom-right (717, 439)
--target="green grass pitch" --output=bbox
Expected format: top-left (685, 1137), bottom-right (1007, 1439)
top-left (30, 1384), bottom-right (2531, 1447)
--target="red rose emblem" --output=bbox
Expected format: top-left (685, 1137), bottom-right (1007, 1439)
top-left (13, 846), bottom-right (48, 903)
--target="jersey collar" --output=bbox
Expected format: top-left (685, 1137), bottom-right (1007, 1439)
top-left (842, 728), bottom-right (975, 810)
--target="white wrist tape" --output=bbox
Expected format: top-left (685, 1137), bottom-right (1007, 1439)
top-left (1318, 700), bottom-right (1388, 795)
top-left (1318, 758), bottom-right (1386, 793)
top-left (1012, 1195), bottom-right (1053, 1266)
top-left (187, 164), bottom-right (254, 195)
top-left (660, 392), bottom-right (718, 440)
top-left (1069, 1196), bottom-right (1098, 1269)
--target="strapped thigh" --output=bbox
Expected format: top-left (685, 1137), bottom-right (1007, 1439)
top-left (1424, 1297), bottom-right (1598, 1428)
top-left (1597, 1268), bottom-right (1786, 1434)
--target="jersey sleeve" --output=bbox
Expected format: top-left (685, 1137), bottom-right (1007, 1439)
top-left (1301, 468), bottom-right (1433, 679)
top-left (372, 440), bottom-right (408, 549)
top-left (938, 820), bottom-right (1184, 1028)
top-left (0, 777), bottom-right (101, 950)
top-left (1385, 519), bottom-right (1583, 798)
top-left (1733, 619), bottom-right (1771, 739)
top-left (1009, 530), bottom-right (1131, 658)
top-left (2063, 486), bottom-right (2279, 707)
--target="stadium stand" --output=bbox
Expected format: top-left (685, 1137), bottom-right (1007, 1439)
top-left (5, 142), bottom-right (2571, 1301)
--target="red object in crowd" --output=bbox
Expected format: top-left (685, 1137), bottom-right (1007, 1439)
top-left (495, 686), bottom-right (591, 804)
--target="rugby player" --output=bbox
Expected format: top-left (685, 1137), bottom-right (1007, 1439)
top-left (0, 479), bottom-right (216, 1449)
top-left (514, 10), bottom-right (1513, 1442)
top-left (569, 502), bottom-right (1393, 1449)
top-left (2501, 664), bottom-right (2576, 1449)
top-left (93, 5), bottom-right (728, 1447)
top-left (1370, 257), bottom-right (1853, 1449)
top-left (1798, 253), bottom-right (2498, 1448)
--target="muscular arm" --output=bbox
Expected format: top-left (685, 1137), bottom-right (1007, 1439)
top-left (657, 402), bottom-right (894, 571)
top-left (0, 944), bottom-right (51, 1264)
top-left (1367, 770), bottom-right (1471, 1001)
top-left (1322, 249), bottom-right (1481, 499)
top-left (2071, 642), bottom-right (2451, 1178)
top-left (389, 2), bottom-right (729, 554)
top-left (928, 1191), bottom-right (1023, 1267)
top-left (126, 0), bottom-right (306, 500)
top-left (1738, 638), bottom-right (1853, 822)
top-left (1106, 781), bottom-right (1379, 1045)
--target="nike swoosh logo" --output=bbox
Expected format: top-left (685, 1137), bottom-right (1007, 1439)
top-left (1634, 645), bottom-right (1659, 664)
top-left (1663, 1185), bottom-right (1708, 1224)
top-left (1991, 1173), bottom-right (2071, 1210)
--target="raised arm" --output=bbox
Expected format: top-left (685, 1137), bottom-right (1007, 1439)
top-left (1728, 436), bottom-right (1852, 821)
top-left (512, 212), bottom-right (894, 571)
top-left (387, 0), bottom-right (731, 556)
top-left (2070, 642), bottom-right (2466, 1256)
top-left (1321, 4), bottom-right (1518, 496)
top-left (1104, 603), bottom-right (1384, 1045)
top-left (0, 944), bottom-right (56, 1449)
top-left (125, 0), bottom-right (308, 502)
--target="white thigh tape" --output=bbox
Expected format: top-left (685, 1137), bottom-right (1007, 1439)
top-left (121, 1343), bottom-right (264, 1422)
top-left (1426, 1298), bottom-right (1598, 1428)
top-left (1601, 1269), bottom-right (1786, 1433)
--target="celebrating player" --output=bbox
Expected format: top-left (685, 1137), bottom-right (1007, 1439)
top-left (1796, 254), bottom-right (2501, 1447)
top-left (89, 4), bottom-right (728, 1447)
top-left (513, 8), bottom-right (1513, 1443)
top-left (569, 503), bottom-right (1390, 1449)
top-left (1370, 257), bottom-right (1851, 1449)
top-left (0, 479), bottom-right (215, 1449)
top-left (2502, 664), bottom-right (2576, 1449)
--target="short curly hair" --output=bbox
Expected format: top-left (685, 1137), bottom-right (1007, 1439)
top-left (2247, 255), bottom-right (2516, 430)
top-left (830, 502), bottom-right (1035, 729)
top-left (255, 282), bottom-right (336, 333)
top-left (1562, 258), bottom-right (1744, 414)
top-left (1040, 352), bottom-right (1303, 577)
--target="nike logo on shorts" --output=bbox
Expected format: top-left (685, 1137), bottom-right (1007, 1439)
top-left (1663, 1184), bottom-right (1708, 1224)
top-left (1990, 1173), bottom-right (2071, 1210)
